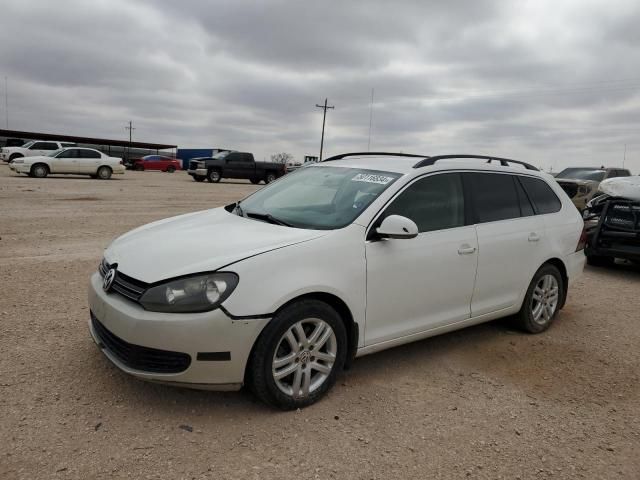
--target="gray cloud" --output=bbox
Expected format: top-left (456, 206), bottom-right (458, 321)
top-left (1, 0), bottom-right (639, 171)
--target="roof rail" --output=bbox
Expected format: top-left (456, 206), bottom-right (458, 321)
top-left (323, 151), bottom-right (429, 162)
top-left (413, 154), bottom-right (539, 171)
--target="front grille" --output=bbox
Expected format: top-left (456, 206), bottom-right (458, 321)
top-left (91, 313), bottom-right (191, 374)
top-left (99, 259), bottom-right (148, 302)
top-left (189, 160), bottom-right (200, 170)
top-left (604, 203), bottom-right (640, 232)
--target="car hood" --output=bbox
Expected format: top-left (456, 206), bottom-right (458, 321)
top-left (104, 207), bottom-right (328, 283)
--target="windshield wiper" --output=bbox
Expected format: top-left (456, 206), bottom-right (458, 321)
top-left (245, 211), bottom-right (294, 227)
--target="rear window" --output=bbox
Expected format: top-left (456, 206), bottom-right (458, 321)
top-left (519, 176), bottom-right (562, 214)
top-left (465, 172), bottom-right (521, 223)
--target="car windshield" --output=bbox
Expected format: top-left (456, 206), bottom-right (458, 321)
top-left (237, 166), bottom-right (402, 230)
top-left (47, 149), bottom-right (63, 157)
top-left (20, 141), bottom-right (36, 148)
top-left (556, 168), bottom-right (606, 181)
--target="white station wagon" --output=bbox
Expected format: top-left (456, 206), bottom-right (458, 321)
top-left (9, 147), bottom-right (125, 179)
top-left (88, 153), bottom-right (586, 409)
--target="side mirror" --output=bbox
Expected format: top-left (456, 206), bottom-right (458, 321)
top-left (376, 215), bottom-right (419, 239)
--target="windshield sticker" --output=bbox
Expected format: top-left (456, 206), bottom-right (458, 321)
top-left (351, 173), bottom-right (394, 185)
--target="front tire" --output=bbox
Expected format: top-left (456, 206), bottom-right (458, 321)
top-left (9, 153), bottom-right (23, 163)
top-left (514, 264), bottom-right (564, 333)
top-left (248, 300), bottom-right (347, 410)
top-left (31, 164), bottom-right (49, 178)
top-left (207, 169), bottom-right (221, 183)
top-left (166, 166), bottom-right (176, 173)
top-left (97, 166), bottom-right (112, 180)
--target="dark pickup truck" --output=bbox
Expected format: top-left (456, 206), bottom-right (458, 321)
top-left (187, 151), bottom-right (286, 184)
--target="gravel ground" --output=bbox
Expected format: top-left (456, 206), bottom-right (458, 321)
top-left (0, 165), bottom-right (638, 480)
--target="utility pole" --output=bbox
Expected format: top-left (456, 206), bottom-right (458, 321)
top-left (4, 77), bottom-right (8, 129)
top-left (125, 121), bottom-right (135, 162)
top-left (367, 88), bottom-right (374, 151)
top-left (315, 98), bottom-right (334, 161)
top-left (623, 143), bottom-right (627, 169)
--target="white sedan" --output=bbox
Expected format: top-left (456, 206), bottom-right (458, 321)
top-left (9, 147), bottom-right (125, 179)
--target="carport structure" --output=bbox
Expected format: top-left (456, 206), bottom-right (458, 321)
top-left (0, 128), bottom-right (177, 160)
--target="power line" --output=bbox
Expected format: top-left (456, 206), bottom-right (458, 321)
top-left (315, 98), bottom-right (334, 161)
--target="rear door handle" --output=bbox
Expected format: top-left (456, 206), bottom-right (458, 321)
top-left (528, 232), bottom-right (540, 242)
top-left (458, 244), bottom-right (476, 255)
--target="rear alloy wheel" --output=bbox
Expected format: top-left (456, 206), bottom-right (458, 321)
top-left (97, 166), bottom-right (112, 180)
top-left (248, 300), bottom-right (347, 409)
top-left (166, 165), bottom-right (176, 173)
top-left (515, 264), bottom-right (564, 333)
top-left (265, 172), bottom-right (277, 184)
top-left (208, 169), bottom-right (221, 183)
top-left (31, 164), bottom-right (49, 178)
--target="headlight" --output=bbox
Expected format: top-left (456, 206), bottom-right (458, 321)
top-left (139, 272), bottom-right (238, 313)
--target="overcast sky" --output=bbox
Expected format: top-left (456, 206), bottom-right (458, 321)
top-left (2, 0), bottom-right (640, 171)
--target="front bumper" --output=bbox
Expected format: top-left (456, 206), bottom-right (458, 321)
top-left (87, 272), bottom-right (269, 389)
top-left (9, 162), bottom-right (29, 173)
top-left (187, 168), bottom-right (207, 177)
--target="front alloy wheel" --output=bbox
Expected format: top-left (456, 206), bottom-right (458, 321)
top-left (272, 319), bottom-right (337, 398)
top-left (248, 299), bottom-right (347, 409)
top-left (208, 170), bottom-right (221, 183)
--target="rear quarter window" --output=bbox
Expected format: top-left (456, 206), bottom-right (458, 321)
top-left (519, 176), bottom-right (562, 214)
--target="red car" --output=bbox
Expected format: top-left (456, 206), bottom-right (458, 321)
top-left (133, 155), bottom-right (181, 172)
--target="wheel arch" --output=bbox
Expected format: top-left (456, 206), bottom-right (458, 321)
top-left (30, 162), bottom-right (50, 173)
top-left (243, 291), bottom-right (359, 386)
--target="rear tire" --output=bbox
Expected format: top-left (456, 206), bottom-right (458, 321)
top-left (586, 254), bottom-right (614, 267)
top-left (31, 163), bottom-right (49, 178)
top-left (193, 176), bottom-right (205, 182)
top-left (265, 172), bottom-right (277, 184)
top-left (250, 178), bottom-right (261, 185)
top-left (514, 264), bottom-right (564, 333)
top-left (207, 169), bottom-right (221, 183)
top-left (248, 300), bottom-right (347, 410)
top-left (97, 166), bottom-right (112, 180)
top-left (166, 166), bottom-right (176, 173)
top-left (134, 165), bottom-right (144, 171)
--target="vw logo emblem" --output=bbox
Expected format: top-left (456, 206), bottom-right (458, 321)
top-left (103, 268), bottom-right (116, 292)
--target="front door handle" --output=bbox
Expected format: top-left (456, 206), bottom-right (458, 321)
top-left (458, 244), bottom-right (476, 255)
top-left (528, 232), bottom-right (540, 242)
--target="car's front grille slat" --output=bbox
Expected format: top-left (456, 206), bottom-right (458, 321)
top-left (98, 259), bottom-right (148, 303)
top-left (91, 313), bottom-right (191, 374)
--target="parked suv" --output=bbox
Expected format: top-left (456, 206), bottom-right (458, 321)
top-left (88, 153), bottom-right (585, 409)
top-left (0, 140), bottom-right (76, 163)
top-left (555, 167), bottom-right (631, 210)
top-left (187, 150), bottom-right (286, 184)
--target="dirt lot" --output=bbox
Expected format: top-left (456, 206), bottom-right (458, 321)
top-left (0, 165), bottom-right (638, 480)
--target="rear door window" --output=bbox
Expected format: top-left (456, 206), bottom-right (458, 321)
top-left (383, 173), bottom-right (465, 233)
top-left (464, 173), bottom-right (521, 223)
top-left (519, 176), bottom-right (562, 214)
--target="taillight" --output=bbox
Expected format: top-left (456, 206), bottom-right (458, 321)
top-left (576, 225), bottom-right (587, 251)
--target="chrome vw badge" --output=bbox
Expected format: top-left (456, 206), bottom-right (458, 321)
top-left (103, 268), bottom-right (116, 292)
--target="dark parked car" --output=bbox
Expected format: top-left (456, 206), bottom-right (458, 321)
top-left (133, 155), bottom-right (181, 172)
top-left (583, 194), bottom-right (640, 266)
top-left (187, 150), bottom-right (286, 184)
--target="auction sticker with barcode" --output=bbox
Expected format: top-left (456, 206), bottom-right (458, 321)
top-left (351, 173), bottom-right (394, 184)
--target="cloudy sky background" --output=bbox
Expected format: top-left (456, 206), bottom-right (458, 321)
top-left (1, 0), bottom-right (640, 172)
